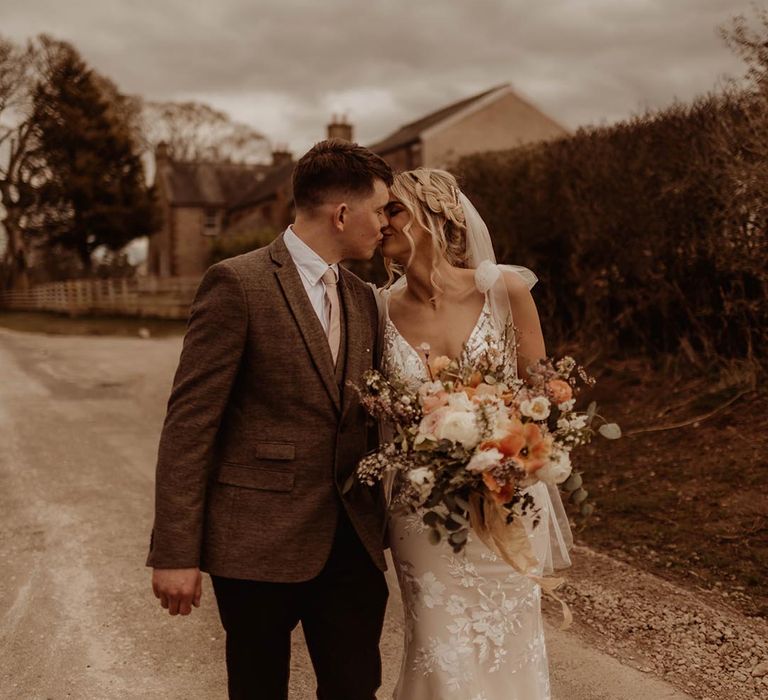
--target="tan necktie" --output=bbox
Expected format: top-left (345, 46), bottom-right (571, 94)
top-left (322, 267), bottom-right (341, 365)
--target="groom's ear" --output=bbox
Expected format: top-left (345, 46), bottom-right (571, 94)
top-left (333, 203), bottom-right (348, 231)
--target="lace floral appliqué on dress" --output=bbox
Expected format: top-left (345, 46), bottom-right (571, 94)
top-left (382, 289), bottom-right (553, 700)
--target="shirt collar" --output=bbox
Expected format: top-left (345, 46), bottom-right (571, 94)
top-left (283, 226), bottom-right (339, 286)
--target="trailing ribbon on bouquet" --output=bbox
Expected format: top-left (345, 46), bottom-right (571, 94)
top-left (468, 493), bottom-right (573, 630)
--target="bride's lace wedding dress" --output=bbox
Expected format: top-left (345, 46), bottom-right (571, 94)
top-left (381, 280), bottom-right (555, 700)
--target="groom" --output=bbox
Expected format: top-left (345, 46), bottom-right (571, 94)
top-left (147, 139), bottom-right (393, 699)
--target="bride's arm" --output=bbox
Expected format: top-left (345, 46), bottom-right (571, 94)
top-left (502, 270), bottom-right (546, 380)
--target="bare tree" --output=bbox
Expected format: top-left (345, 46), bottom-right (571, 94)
top-left (720, 7), bottom-right (768, 93)
top-left (141, 100), bottom-right (271, 164)
top-left (1, 36), bottom-right (161, 287)
top-left (0, 37), bottom-right (40, 289)
top-left (719, 10), bottom-right (768, 263)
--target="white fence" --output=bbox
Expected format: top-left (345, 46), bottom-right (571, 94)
top-left (0, 277), bottom-right (200, 319)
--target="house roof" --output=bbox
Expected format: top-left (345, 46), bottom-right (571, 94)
top-left (230, 160), bottom-right (295, 211)
top-left (157, 160), bottom-right (271, 207)
top-left (367, 84), bottom-right (508, 154)
top-left (224, 85), bottom-right (514, 207)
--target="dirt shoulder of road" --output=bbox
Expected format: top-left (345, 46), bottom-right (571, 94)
top-left (0, 310), bottom-right (186, 337)
top-left (577, 356), bottom-right (767, 620)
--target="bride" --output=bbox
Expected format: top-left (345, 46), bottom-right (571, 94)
top-left (377, 168), bottom-right (573, 700)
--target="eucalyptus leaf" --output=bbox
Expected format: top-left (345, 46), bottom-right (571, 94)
top-left (571, 488), bottom-right (589, 505)
top-left (587, 401), bottom-right (597, 420)
top-left (422, 511), bottom-right (441, 527)
top-left (598, 423), bottom-right (622, 439)
top-left (449, 529), bottom-right (469, 544)
top-left (449, 512), bottom-right (470, 527)
top-left (455, 496), bottom-right (470, 512)
top-left (580, 503), bottom-right (595, 517)
top-left (424, 488), bottom-right (443, 508)
top-left (563, 472), bottom-right (583, 492)
top-left (444, 517), bottom-right (461, 531)
top-left (428, 528), bottom-right (442, 545)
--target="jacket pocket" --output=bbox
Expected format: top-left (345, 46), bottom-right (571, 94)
top-left (217, 462), bottom-right (295, 492)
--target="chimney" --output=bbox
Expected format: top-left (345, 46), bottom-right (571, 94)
top-left (271, 144), bottom-right (293, 167)
top-left (327, 114), bottom-right (354, 142)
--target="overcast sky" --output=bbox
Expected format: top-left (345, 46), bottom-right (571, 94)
top-left (1, 0), bottom-right (756, 155)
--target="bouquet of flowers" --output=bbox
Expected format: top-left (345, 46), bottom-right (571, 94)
top-left (350, 343), bottom-right (620, 566)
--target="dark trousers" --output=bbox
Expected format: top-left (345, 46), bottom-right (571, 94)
top-left (211, 511), bottom-right (389, 700)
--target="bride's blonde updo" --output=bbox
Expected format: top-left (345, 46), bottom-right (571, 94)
top-left (386, 168), bottom-right (469, 287)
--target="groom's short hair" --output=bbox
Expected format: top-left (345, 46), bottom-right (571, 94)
top-left (292, 139), bottom-right (393, 211)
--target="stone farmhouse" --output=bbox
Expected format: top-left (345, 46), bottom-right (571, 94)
top-left (147, 83), bottom-right (567, 278)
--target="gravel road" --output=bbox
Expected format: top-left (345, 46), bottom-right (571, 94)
top-left (0, 327), bottom-right (750, 699)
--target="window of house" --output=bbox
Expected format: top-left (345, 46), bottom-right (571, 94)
top-left (203, 208), bottom-right (219, 236)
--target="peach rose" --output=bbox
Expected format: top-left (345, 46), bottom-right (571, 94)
top-left (422, 391), bottom-right (449, 414)
top-left (547, 379), bottom-right (573, 404)
top-left (467, 371), bottom-right (484, 388)
top-left (417, 406), bottom-right (450, 441)
top-left (428, 355), bottom-right (452, 375)
top-left (472, 383), bottom-right (499, 401)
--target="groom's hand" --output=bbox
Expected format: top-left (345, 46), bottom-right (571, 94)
top-left (152, 567), bottom-right (202, 616)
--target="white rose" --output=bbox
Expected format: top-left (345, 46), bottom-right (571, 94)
top-left (408, 467), bottom-right (435, 500)
top-left (466, 448), bottom-right (504, 473)
top-left (558, 399), bottom-right (575, 412)
top-left (536, 449), bottom-right (572, 485)
top-left (485, 401), bottom-right (512, 440)
top-left (418, 381), bottom-right (444, 398)
top-left (447, 391), bottom-right (473, 412)
top-left (438, 411), bottom-right (480, 449)
top-left (520, 396), bottom-right (551, 421)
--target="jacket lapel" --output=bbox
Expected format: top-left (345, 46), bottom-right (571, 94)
top-left (270, 234), bottom-right (341, 411)
top-left (339, 268), bottom-right (370, 421)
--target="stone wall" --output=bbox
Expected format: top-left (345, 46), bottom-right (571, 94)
top-left (0, 277), bottom-right (199, 319)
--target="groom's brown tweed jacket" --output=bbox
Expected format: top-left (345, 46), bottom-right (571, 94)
top-left (146, 233), bottom-right (386, 581)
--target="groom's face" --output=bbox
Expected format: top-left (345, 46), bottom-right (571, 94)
top-left (338, 178), bottom-right (390, 260)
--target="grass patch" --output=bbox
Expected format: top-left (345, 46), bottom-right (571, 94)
top-left (0, 311), bottom-right (187, 338)
top-left (576, 358), bottom-right (768, 617)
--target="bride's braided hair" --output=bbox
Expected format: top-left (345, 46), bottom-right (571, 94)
top-left (386, 168), bottom-right (469, 290)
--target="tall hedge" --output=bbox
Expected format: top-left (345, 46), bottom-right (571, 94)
top-left (455, 92), bottom-right (767, 365)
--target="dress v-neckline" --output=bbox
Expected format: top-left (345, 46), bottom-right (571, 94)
top-left (385, 296), bottom-right (489, 372)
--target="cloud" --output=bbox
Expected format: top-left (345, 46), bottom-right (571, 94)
top-left (1, 0), bottom-right (751, 153)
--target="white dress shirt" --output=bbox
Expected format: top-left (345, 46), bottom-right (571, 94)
top-left (282, 227), bottom-right (339, 334)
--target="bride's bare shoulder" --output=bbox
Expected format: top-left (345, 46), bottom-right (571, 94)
top-left (501, 269), bottom-right (530, 294)
top-left (499, 268), bottom-right (537, 311)
top-left (382, 284), bottom-right (408, 316)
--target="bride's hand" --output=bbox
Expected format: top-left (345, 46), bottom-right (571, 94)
top-left (152, 567), bottom-right (202, 616)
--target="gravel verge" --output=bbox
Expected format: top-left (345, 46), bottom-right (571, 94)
top-left (545, 545), bottom-right (768, 700)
